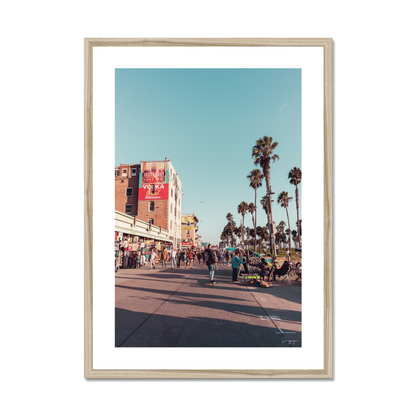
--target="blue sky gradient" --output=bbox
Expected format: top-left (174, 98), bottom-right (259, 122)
top-left (115, 68), bottom-right (302, 245)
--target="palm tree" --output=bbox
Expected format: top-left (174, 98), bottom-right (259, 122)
top-left (260, 194), bottom-right (272, 214)
top-left (234, 226), bottom-right (242, 245)
top-left (261, 227), bottom-right (270, 252)
top-left (226, 213), bottom-right (236, 247)
top-left (222, 223), bottom-right (231, 246)
top-left (247, 203), bottom-right (256, 251)
top-left (220, 231), bottom-right (227, 247)
top-left (256, 226), bottom-right (264, 248)
top-left (252, 136), bottom-right (279, 257)
top-left (277, 191), bottom-right (293, 249)
top-left (247, 203), bottom-right (255, 227)
top-left (288, 167), bottom-right (302, 246)
top-left (247, 169), bottom-right (263, 254)
top-left (237, 201), bottom-right (249, 250)
top-left (277, 220), bottom-right (286, 248)
top-left (291, 229), bottom-right (298, 248)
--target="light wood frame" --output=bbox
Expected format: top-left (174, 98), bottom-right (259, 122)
top-left (84, 38), bottom-right (333, 378)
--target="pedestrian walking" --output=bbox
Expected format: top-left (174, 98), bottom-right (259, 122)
top-left (135, 253), bottom-right (140, 268)
top-left (188, 250), bottom-right (194, 269)
top-left (220, 250), bottom-right (225, 266)
top-left (214, 251), bottom-right (219, 271)
top-left (177, 250), bottom-right (182, 268)
top-left (140, 251), bottom-right (146, 267)
top-left (197, 251), bottom-right (202, 264)
top-left (184, 251), bottom-right (189, 269)
top-left (225, 250), bottom-right (230, 267)
top-left (161, 247), bottom-right (168, 270)
top-left (149, 249), bottom-right (156, 270)
top-left (285, 248), bottom-right (291, 262)
top-left (204, 245), bottom-right (216, 284)
top-left (170, 248), bottom-right (176, 269)
top-left (231, 251), bottom-right (245, 282)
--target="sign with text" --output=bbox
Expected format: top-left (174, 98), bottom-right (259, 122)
top-left (139, 161), bottom-right (169, 201)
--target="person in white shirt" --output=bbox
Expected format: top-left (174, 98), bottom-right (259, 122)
top-left (149, 249), bottom-right (156, 270)
top-left (140, 251), bottom-right (146, 267)
top-left (170, 248), bottom-right (176, 269)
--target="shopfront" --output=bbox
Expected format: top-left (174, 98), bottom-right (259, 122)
top-left (115, 210), bottom-right (172, 269)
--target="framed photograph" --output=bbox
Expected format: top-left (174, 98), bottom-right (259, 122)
top-left (85, 38), bottom-right (332, 378)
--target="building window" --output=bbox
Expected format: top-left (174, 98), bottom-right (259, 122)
top-left (125, 204), bottom-right (132, 214)
top-left (115, 168), bottom-right (119, 176)
top-left (131, 168), bottom-right (136, 176)
top-left (149, 201), bottom-right (155, 211)
top-left (126, 187), bottom-right (133, 197)
top-left (170, 220), bottom-right (172, 230)
top-left (122, 168), bottom-right (127, 176)
top-left (149, 218), bottom-right (154, 225)
top-left (171, 189), bottom-right (173, 197)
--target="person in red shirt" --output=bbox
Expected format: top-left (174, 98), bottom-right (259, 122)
top-left (188, 250), bottom-right (194, 269)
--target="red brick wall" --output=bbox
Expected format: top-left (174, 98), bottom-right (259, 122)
top-left (115, 163), bottom-right (171, 231)
top-left (137, 199), bottom-right (169, 230)
top-left (115, 164), bottom-right (140, 215)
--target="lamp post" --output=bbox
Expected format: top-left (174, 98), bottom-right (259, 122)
top-left (267, 188), bottom-right (277, 259)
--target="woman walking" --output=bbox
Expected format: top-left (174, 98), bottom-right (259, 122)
top-left (188, 250), bottom-right (194, 269)
top-left (184, 251), bottom-right (189, 269)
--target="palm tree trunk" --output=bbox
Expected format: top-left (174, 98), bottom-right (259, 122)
top-left (241, 215), bottom-right (245, 250)
top-left (285, 207), bottom-right (291, 249)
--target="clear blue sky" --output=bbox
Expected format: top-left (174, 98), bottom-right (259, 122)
top-left (115, 68), bottom-right (302, 245)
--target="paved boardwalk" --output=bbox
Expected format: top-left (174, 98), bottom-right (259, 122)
top-left (115, 262), bottom-right (301, 348)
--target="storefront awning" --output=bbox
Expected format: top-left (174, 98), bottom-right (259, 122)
top-left (115, 226), bottom-right (171, 242)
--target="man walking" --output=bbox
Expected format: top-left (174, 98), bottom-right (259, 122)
top-left (170, 248), bottom-right (176, 269)
top-left (204, 244), bottom-right (216, 285)
top-left (161, 247), bottom-right (168, 270)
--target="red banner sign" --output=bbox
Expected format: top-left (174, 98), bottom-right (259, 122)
top-left (139, 161), bottom-right (169, 201)
top-left (139, 183), bottom-right (169, 200)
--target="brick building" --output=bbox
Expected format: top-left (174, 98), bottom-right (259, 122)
top-left (115, 159), bottom-right (183, 248)
top-left (114, 164), bottom-right (140, 215)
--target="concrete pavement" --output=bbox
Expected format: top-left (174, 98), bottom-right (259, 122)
top-left (115, 261), bottom-right (301, 348)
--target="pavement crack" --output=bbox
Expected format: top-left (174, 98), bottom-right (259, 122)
top-left (244, 286), bottom-right (291, 346)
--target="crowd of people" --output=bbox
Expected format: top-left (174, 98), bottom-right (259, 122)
top-left (135, 246), bottom-right (243, 271)
top-left (131, 244), bottom-right (299, 286)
